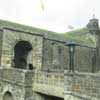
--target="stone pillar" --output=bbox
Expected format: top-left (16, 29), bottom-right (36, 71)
top-left (24, 70), bottom-right (35, 100)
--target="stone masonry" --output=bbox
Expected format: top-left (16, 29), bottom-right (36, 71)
top-left (0, 18), bottom-right (100, 100)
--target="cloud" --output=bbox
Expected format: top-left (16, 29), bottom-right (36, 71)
top-left (0, 0), bottom-right (100, 32)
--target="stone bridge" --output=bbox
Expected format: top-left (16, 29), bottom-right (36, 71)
top-left (0, 68), bottom-right (64, 100)
top-left (0, 67), bottom-right (100, 100)
top-left (33, 70), bottom-right (64, 98)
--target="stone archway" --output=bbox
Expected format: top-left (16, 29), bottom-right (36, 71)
top-left (3, 91), bottom-right (14, 100)
top-left (13, 40), bottom-right (33, 69)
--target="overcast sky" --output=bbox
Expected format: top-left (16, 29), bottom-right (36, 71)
top-left (0, 0), bottom-right (100, 33)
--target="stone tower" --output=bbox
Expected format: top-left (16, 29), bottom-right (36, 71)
top-left (87, 17), bottom-right (100, 71)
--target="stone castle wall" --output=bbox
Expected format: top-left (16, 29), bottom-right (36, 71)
top-left (0, 21), bottom-right (98, 73)
top-left (65, 72), bottom-right (100, 100)
top-left (43, 39), bottom-right (69, 71)
top-left (43, 39), bottom-right (96, 73)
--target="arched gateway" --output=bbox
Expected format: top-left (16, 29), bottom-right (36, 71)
top-left (14, 41), bottom-right (33, 69)
top-left (3, 92), bottom-right (14, 100)
top-left (0, 26), bottom-right (43, 100)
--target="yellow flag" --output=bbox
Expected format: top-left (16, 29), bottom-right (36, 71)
top-left (41, 0), bottom-right (44, 11)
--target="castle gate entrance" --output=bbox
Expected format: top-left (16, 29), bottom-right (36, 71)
top-left (14, 41), bottom-right (33, 69)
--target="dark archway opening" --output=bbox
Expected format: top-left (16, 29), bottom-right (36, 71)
top-left (3, 91), bottom-right (14, 100)
top-left (44, 95), bottom-right (64, 100)
top-left (14, 41), bottom-right (33, 69)
top-left (36, 93), bottom-right (64, 100)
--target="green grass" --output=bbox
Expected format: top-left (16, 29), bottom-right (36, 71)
top-left (0, 19), bottom-right (58, 33)
top-left (62, 28), bottom-right (96, 47)
top-left (0, 19), bottom-right (96, 47)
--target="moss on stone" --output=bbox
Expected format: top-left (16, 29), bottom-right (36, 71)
top-left (62, 28), bottom-right (96, 47)
top-left (0, 19), bottom-right (96, 47)
top-left (0, 19), bottom-right (59, 34)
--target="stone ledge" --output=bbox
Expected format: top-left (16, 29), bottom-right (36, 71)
top-left (0, 68), bottom-right (34, 86)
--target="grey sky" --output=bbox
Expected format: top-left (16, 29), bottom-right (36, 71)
top-left (0, 0), bottom-right (100, 32)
